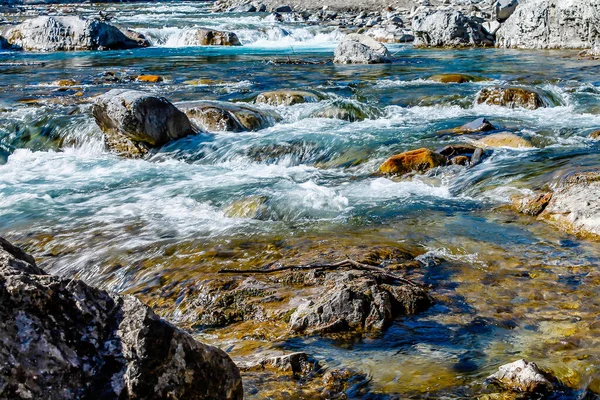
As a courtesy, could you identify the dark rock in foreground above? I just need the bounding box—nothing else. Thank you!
[5,16,143,51]
[0,236,243,400]
[92,89,195,157]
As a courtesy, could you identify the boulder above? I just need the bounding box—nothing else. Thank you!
[412,9,488,47]
[475,132,533,148]
[92,89,195,157]
[179,28,241,46]
[333,33,392,64]
[539,172,600,239]
[0,236,243,400]
[6,16,142,51]
[487,359,553,393]
[379,148,448,176]
[494,0,519,22]
[255,90,321,106]
[590,130,600,139]
[289,270,434,334]
[496,0,600,50]
[476,87,547,109]
[183,101,279,132]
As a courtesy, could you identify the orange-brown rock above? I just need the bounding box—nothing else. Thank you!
[451,155,470,166]
[590,130,600,139]
[379,148,447,176]
[136,75,163,83]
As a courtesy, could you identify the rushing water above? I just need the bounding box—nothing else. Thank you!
[2,2,600,398]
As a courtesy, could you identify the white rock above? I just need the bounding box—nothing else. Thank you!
[496,0,600,50]
[333,33,392,64]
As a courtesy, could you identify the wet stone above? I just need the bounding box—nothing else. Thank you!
[487,359,554,393]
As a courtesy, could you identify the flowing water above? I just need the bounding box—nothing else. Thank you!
[1,2,600,398]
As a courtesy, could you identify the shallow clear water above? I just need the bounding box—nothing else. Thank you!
[1,2,600,398]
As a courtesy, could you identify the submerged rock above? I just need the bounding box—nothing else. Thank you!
[496,0,600,50]
[333,33,392,64]
[412,9,488,48]
[180,28,241,46]
[92,89,195,157]
[476,87,547,109]
[475,132,533,148]
[260,352,317,376]
[539,172,600,239]
[6,16,142,51]
[487,359,553,393]
[379,148,448,176]
[289,270,434,334]
[0,236,243,400]
[184,101,279,132]
[428,73,480,83]
[308,99,381,122]
[255,90,321,106]
[223,196,270,219]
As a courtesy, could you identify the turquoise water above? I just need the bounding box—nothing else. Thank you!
[2,2,600,398]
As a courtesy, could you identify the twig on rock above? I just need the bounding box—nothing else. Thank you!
[218,258,419,287]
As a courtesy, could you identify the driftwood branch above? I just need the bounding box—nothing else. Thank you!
[218,258,419,287]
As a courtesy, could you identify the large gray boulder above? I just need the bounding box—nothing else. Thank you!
[92,89,195,157]
[333,33,392,64]
[412,8,489,47]
[0,236,243,400]
[539,172,600,239]
[496,0,600,50]
[5,16,143,51]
